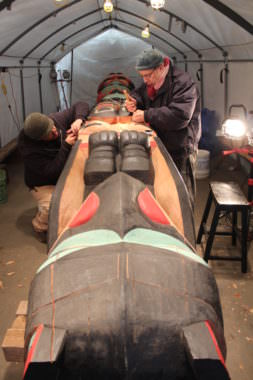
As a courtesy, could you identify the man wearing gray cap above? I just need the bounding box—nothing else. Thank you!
[18,101,89,242]
[125,49,201,207]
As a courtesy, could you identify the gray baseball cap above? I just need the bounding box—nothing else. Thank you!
[135,49,164,71]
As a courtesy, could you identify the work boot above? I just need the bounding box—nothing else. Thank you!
[34,230,47,243]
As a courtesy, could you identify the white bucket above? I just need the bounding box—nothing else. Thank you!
[196,149,210,179]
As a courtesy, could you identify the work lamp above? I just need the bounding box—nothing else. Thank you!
[221,104,248,140]
[222,118,247,139]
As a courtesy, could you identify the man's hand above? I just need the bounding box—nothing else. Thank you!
[132,110,145,123]
[70,118,83,135]
[125,95,137,113]
[65,131,77,146]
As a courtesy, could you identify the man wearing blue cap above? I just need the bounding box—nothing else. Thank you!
[125,49,201,206]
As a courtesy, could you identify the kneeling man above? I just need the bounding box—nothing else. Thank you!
[18,102,89,241]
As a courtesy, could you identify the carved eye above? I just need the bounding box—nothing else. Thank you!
[138,187,170,225]
[69,192,99,228]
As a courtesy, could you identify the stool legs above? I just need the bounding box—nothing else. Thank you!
[204,207,220,263]
[197,183,249,273]
[241,209,248,273]
[197,191,212,244]
[232,210,237,246]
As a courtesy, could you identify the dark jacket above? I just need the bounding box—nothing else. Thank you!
[18,102,89,188]
[132,64,201,161]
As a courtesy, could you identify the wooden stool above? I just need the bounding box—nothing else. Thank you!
[197,181,249,273]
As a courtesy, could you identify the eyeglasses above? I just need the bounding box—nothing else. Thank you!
[139,68,156,79]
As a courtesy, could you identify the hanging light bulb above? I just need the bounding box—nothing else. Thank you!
[150,0,165,9]
[104,0,113,13]
[54,0,69,6]
[141,24,150,39]
[60,43,65,52]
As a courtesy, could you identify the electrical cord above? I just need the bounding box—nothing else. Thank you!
[8,70,21,130]
[0,72,20,131]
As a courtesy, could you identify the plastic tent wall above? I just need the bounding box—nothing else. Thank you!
[56,30,150,110]
[0,0,252,148]
[56,28,253,120]
[0,57,58,147]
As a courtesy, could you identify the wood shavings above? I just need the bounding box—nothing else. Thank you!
[5,260,15,265]
[6,272,15,276]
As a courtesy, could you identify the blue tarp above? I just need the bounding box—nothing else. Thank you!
[199,108,221,154]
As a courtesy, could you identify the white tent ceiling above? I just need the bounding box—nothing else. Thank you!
[0,0,252,62]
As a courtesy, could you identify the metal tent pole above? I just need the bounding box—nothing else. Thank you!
[184,59,188,72]
[200,61,204,109]
[37,61,44,113]
[19,60,26,121]
[196,60,204,110]
[70,49,74,106]
[224,60,229,118]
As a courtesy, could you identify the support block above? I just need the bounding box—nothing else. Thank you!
[1,300,27,362]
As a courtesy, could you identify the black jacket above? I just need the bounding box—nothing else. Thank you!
[18,102,89,188]
[132,64,201,161]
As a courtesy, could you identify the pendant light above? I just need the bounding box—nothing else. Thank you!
[104,0,113,13]
[54,0,69,5]
[150,0,165,10]
[141,24,150,39]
